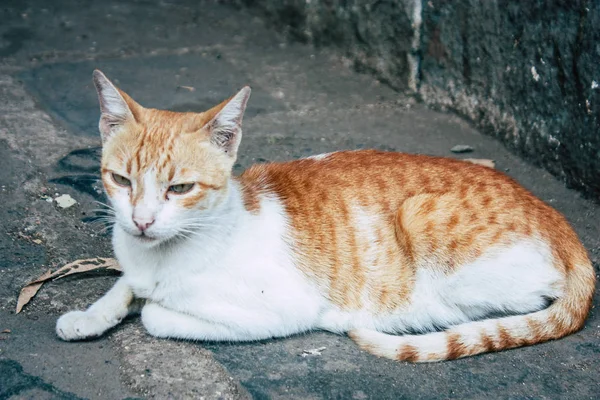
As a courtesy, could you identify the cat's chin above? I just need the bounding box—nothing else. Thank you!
[129,233,163,248]
[116,225,182,249]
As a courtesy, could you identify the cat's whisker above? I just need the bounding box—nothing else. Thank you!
[87,219,114,225]
[181,219,223,226]
[88,212,115,218]
[96,219,115,227]
[86,215,116,226]
[178,227,220,235]
[89,214,115,219]
[86,214,115,221]
[174,231,194,241]
[93,200,115,208]
[184,218,226,224]
[69,177,101,181]
[93,200,111,205]
[180,223,221,230]
[176,228,221,242]
[89,209,116,215]
[178,227,221,234]
[183,217,226,225]
[90,223,115,232]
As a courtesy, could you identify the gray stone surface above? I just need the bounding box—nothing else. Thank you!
[0,314,127,400]
[238,0,420,90]
[1,359,81,400]
[0,0,599,399]
[241,0,600,199]
[419,0,600,199]
[112,322,248,400]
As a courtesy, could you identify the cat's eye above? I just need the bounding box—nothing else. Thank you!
[168,183,194,194]
[111,173,131,187]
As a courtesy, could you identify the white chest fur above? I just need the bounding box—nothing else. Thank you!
[112,195,324,339]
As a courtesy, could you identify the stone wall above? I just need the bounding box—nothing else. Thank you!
[239,0,600,199]
[239,0,422,89]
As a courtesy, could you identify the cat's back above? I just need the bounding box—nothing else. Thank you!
[239,149,533,210]
[236,150,585,311]
[238,149,583,265]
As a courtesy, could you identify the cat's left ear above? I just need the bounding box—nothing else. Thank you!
[93,70,141,142]
[205,86,251,158]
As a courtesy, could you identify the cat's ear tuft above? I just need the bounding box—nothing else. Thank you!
[206,86,251,158]
[93,70,138,142]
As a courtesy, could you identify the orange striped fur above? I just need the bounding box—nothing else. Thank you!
[239,152,592,308]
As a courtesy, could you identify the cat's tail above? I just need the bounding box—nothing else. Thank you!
[348,260,595,362]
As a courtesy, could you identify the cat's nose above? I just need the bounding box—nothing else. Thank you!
[133,217,155,232]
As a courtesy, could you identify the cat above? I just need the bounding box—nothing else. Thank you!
[56,70,595,362]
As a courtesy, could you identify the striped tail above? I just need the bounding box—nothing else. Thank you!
[348,261,596,362]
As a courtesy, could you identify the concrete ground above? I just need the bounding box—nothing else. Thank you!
[0,1,598,399]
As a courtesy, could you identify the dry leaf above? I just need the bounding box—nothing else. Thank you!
[16,258,122,314]
[53,257,121,281]
[464,158,495,169]
[16,269,52,314]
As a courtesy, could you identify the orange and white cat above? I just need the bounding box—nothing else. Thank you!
[56,70,595,362]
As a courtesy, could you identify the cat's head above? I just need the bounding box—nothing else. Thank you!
[93,70,251,247]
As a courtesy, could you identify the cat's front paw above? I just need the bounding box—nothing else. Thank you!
[56,310,109,341]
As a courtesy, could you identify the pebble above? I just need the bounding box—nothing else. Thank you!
[451,145,474,153]
[55,194,77,209]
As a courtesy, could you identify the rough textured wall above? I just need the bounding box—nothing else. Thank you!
[238,0,421,90]
[419,0,599,198]
[239,0,600,199]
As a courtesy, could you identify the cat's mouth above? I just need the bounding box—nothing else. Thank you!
[134,232,158,243]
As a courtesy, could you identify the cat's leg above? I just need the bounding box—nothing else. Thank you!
[141,302,257,341]
[56,278,138,341]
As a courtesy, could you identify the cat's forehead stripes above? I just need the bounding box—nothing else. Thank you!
[129,115,182,173]
[102,112,232,204]
[108,111,199,173]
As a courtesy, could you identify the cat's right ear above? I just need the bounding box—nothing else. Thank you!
[93,70,139,142]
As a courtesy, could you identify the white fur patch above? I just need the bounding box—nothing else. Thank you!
[395,239,562,332]
[306,152,333,161]
[113,183,324,340]
[318,239,562,336]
